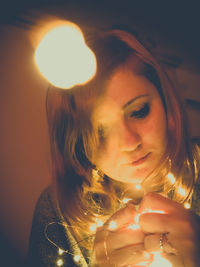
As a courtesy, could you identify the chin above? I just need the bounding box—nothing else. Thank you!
[119,167,153,184]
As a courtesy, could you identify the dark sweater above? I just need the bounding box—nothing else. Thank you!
[27,182,200,267]
[27,186,89,267]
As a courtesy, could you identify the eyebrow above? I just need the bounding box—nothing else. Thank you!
[122,94,149,110]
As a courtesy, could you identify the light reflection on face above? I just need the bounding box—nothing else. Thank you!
[91,63,167,185]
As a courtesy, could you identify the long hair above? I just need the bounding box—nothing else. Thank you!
[46,27,200,250]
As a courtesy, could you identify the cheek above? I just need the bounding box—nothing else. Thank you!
[92,136,117,166]
[142,104,167,146]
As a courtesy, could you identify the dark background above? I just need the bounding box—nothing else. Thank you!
[1,1,200,67]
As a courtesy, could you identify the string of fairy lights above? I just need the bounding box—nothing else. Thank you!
[43,171,191,267]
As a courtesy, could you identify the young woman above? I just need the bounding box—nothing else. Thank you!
[28,26,200,267]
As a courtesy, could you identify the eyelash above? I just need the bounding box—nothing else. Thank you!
[130,103,150,119]
[97,103,150,137]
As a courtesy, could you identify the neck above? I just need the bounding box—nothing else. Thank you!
[112,179,145,204]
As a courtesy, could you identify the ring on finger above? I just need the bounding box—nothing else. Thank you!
[159,233,165,253]
[159,233,178,255]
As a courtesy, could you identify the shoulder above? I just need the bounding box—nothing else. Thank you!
[27,186,89,266]
[27,186,73,266]
[29,184,69,249]
[32,185,59,223]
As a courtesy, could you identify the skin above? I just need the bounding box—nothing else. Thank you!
[91,62,200,266]
[92,63,167,185]
[138,193,200,267]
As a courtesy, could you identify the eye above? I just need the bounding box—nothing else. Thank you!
[130,103,150,119]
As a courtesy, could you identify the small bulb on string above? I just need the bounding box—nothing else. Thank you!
[89,224,97,232]
[56,259,64,266]
[167,172,176,184]
[95,218,103,227]
[73,255,81,262]
[184,202,191,209]
[122,198,132,204]
[178,187,187,197]
[58,248,64,255]
[89,217,104,232]
[108,220,117,230]
[92,169,99,180]
[135,184,142,190]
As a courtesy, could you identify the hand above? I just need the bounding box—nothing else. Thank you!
[138,192,200,267]
[92,203,151,266]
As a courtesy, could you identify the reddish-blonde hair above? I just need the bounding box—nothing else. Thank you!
[46,27,200,250]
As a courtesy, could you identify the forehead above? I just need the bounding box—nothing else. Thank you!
[92,66,159,122]
[103,65,157,107]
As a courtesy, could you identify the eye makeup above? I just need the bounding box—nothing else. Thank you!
[130,102,150,119]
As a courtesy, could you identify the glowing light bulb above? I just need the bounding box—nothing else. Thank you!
[92,169,99,179]
[135,184,142,190]
[89,224,97,232]
[108,220,117,230]
[56,259,64,266]
[73,255,81,262]
[149,254,172,267]
[122,198,132,204]
[58,248,64,255]
[35,22,96,89]
[127,223,140,230]
[178,187,186,197]
[96,219,103,227]
[167,172,176,184]
[184,202,191,209]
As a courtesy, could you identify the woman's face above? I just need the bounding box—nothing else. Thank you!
[91,63,167,185]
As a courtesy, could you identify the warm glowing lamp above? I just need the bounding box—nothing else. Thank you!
[35,22,96,89]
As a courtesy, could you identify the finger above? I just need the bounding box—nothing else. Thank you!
[144,234,162,253]
[106,228,145,250]
[139,212,195,238]
[163,254,185,267]
[94,227,145,263]
[139,213,171,233]
[94,203,139,254]
[138,192,182,214]
[109,244,151,266]
[144,233,178,254]
[104,203,138,230]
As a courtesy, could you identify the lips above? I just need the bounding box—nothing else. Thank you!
[130,152,151,166]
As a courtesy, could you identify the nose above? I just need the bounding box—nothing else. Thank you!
[119,121,141,152]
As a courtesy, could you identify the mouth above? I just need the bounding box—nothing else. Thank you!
[130,152,151,166]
